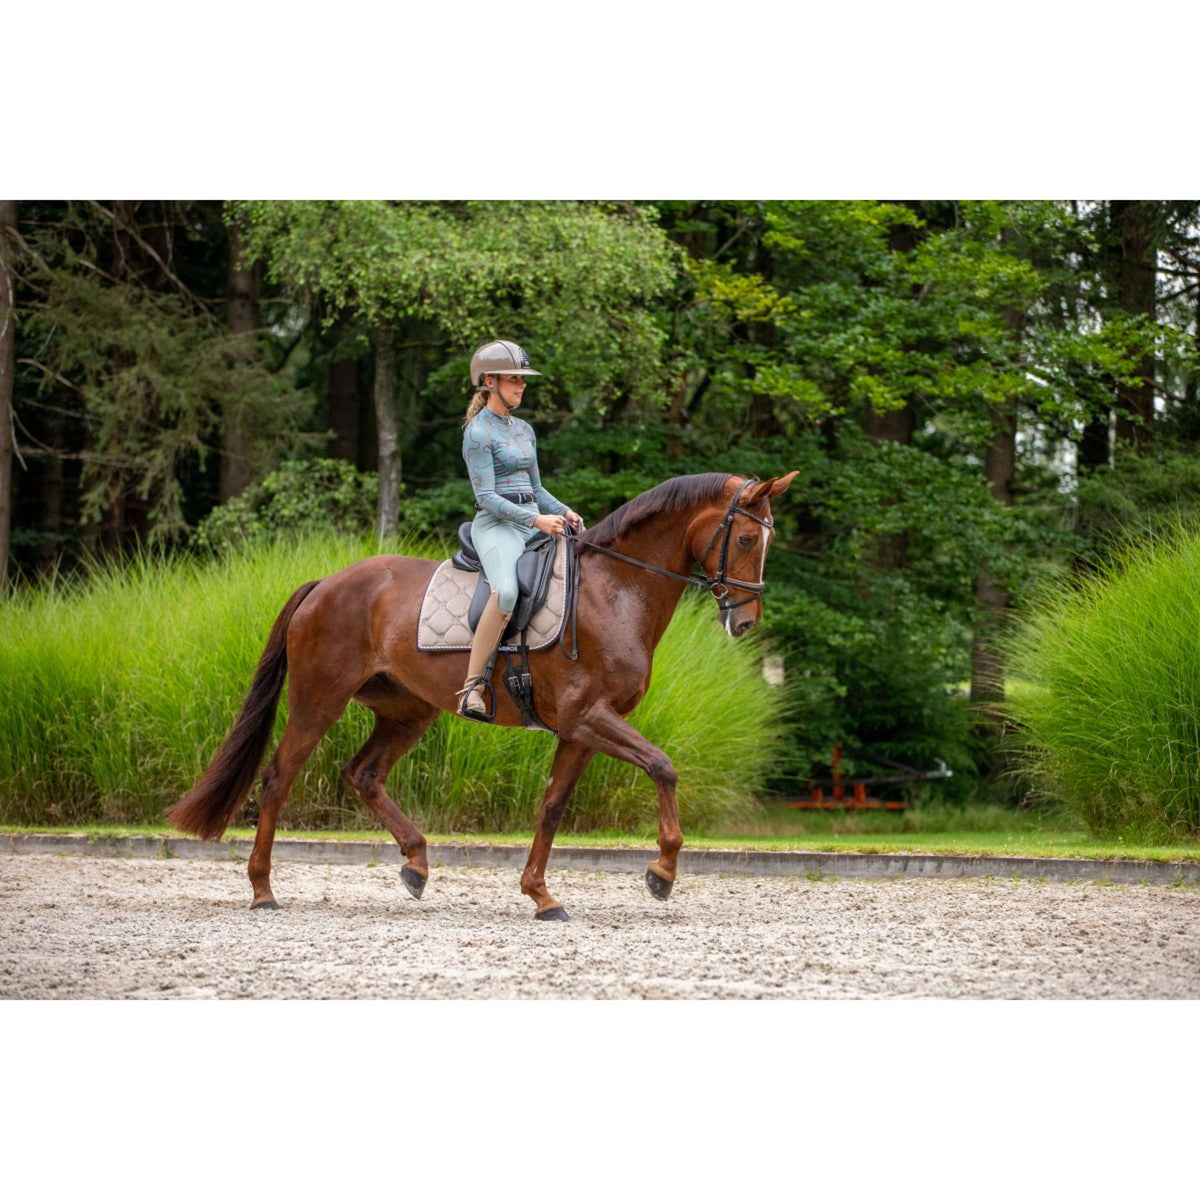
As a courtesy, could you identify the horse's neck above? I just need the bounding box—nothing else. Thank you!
[593,509,695,646]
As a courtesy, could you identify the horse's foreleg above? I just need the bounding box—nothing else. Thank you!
[520,739,596,920]
[568,705,682,901]
[341,708,438,899]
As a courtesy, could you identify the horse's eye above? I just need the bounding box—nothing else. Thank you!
[738,534,754,548]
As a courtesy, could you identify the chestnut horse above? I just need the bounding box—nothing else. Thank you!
[165,470,796,919]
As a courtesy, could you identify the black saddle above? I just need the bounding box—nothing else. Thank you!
[451,522,558,642]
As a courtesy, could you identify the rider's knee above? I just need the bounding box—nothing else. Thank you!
[495,583,518,613]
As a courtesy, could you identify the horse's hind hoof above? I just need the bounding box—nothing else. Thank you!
[535,906,570,921]
[645,869,674,901]
[251,899,280,911]
[400,866,427,900]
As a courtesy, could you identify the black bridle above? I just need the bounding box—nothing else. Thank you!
[567,475,774,606]
[693,476,776,612]
[558,478,774,661]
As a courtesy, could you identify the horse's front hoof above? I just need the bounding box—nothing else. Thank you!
[250,899,280,911]
[645,869,674,901]
[535,905,570,922]
[400,866,427,900]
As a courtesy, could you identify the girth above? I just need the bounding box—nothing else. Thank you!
[451,522,558,642]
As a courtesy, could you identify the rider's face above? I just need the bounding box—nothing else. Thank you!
[490,374,526,408]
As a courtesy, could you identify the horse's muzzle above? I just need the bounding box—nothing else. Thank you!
[730,614,758,638]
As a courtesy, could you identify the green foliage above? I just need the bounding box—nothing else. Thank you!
[11,197,1200,817]
[1074,448,1200,556]
[671,201,1043,434]
[15,203,314,544]
[393,480,477,538]
[193,458,378,550]
[0,533,779,833]
[229,200,680,414]
[1006,525,1200,841]
[760,572,977,796]
[735,425,1019,790]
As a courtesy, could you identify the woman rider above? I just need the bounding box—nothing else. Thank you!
[457,339,584,719]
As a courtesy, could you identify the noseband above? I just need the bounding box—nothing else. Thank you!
[568,477,774,614]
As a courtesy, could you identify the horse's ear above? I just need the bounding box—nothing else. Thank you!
[742,471,798,506]
[740,478,773,506]
[768,470,798,497]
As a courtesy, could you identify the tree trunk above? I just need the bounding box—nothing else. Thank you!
[1111,200,1158,452]
[35,409,64,576]
[221,225,259,501]
[864,404,916,446]
[88,201,140,556]
[0,201,16,588]
[747,227,780,440]
[112,200,137,286]
[1078,413,1110,475]
[1186,261,1200,424]
[971,236,1024,729]
[862,209,923,569]
[329,356,359,465]
[374,325,399,540]
[864,404,916,569]
[971,397,1017,715]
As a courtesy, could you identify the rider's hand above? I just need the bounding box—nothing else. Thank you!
[535,513,568,536]
[565,509,585,533]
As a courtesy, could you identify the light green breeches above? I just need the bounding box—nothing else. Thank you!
[471,503,539,613]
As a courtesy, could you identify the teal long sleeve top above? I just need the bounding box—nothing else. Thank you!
[462,406,569,527]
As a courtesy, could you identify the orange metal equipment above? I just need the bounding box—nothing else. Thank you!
[781,744,951,812]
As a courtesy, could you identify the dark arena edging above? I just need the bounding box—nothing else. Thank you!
[6,834,1199,887]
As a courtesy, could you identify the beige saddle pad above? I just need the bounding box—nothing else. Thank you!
[417,537,569,653]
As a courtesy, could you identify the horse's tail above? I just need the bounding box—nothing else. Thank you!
[164,580,321,842]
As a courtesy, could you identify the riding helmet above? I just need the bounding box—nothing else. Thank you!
[470,340,542,388]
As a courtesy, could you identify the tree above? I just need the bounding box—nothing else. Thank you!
[10,202,313,552]
[9,195,1200,810]
[230,201,680,535]
[222,224,261,501]
[373,324,399,539]
[0,202,15,588]
[1110,200,1159,451]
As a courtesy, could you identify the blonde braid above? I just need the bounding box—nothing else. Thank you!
[462,387,490,429]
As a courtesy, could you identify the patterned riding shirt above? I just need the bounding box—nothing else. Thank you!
[462,406,569,527]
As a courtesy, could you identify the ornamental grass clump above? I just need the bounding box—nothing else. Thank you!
[1006,525,1200,842]
[0,533,779,833]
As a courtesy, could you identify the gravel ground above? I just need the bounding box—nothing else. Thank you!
[3,854,1200,999]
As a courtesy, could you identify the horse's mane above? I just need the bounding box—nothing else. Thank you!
[582,473,732,548]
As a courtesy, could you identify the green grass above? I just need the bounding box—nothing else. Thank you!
[1007,524,1200,842]
[0,532,782,832]
[6,804,1199,862]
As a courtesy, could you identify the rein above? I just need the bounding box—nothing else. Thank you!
[560,477,774,659]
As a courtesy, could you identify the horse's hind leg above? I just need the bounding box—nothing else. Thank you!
[340,704,439,899]
[248,705,341,910]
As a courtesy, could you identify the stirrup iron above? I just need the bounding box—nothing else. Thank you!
[456,675,496,723]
